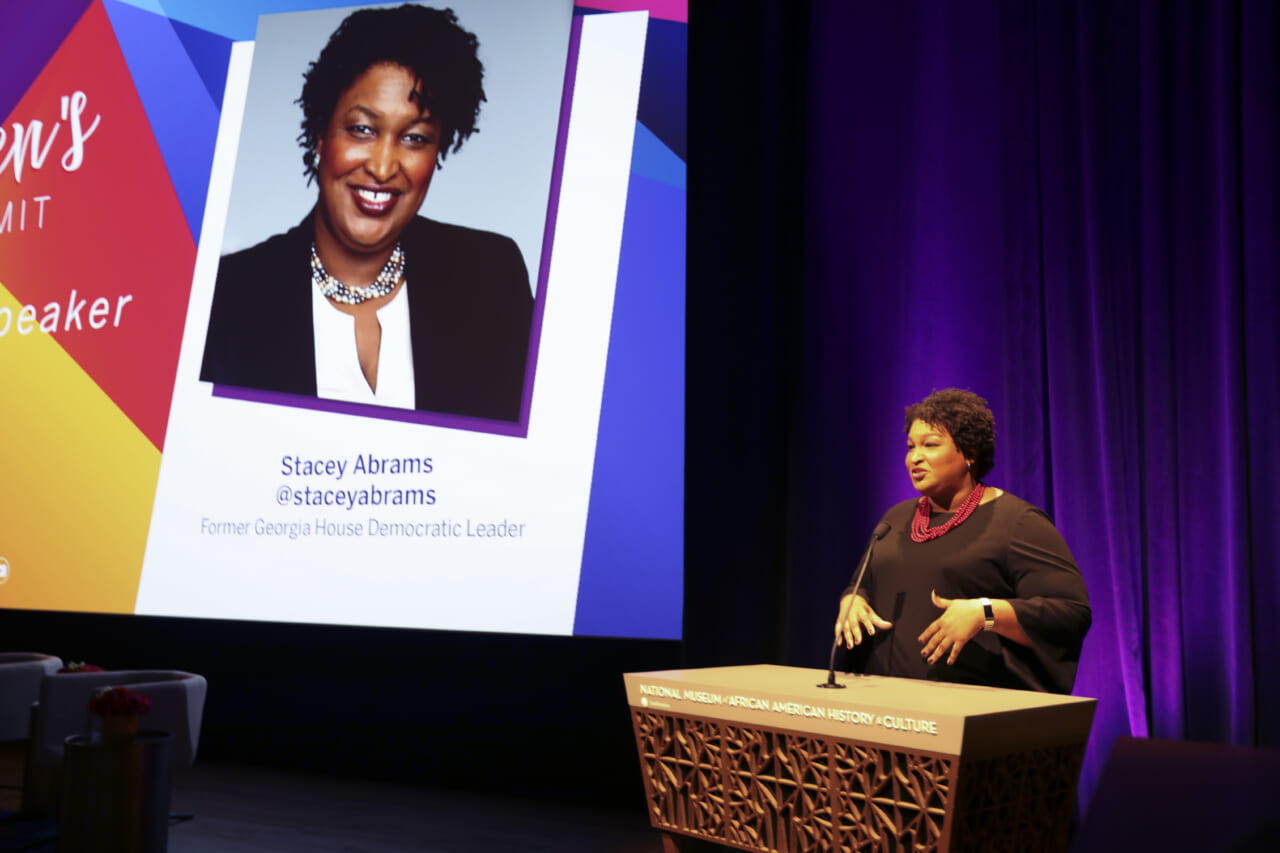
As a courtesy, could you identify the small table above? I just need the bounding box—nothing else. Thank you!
[58,730,173,853]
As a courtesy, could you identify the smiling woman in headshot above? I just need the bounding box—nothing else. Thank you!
[201,4,532,422]
[833,388,1092,693]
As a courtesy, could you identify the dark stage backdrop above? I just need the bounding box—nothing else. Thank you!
[687,0,1280,814]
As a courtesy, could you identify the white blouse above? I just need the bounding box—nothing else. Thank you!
[311,280,416,409]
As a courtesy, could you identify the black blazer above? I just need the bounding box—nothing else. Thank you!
[200,214,533,422]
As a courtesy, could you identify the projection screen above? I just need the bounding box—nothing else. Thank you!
[0,0,685,640]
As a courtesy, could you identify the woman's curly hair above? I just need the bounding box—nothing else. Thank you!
[904,388,996,481]
[296,4,485,182]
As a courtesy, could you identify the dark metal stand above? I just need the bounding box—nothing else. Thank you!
[58,731,173,853]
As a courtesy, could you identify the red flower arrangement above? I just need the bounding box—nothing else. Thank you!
[88,686,152,718]
[57,661,105,673]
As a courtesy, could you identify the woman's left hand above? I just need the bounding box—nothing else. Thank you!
[919,590,984,665]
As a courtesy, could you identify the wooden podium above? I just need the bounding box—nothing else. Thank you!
[623,665,1095,853]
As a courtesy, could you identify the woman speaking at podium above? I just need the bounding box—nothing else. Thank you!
[833,389,1091,693]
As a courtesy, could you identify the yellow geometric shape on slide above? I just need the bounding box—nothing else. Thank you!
[0,280,159,614]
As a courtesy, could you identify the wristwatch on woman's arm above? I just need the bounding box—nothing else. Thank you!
[979,597,995,631]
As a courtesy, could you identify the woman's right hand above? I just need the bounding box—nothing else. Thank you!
[834,593,893,648]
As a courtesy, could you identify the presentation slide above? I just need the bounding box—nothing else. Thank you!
[0,0,685,640]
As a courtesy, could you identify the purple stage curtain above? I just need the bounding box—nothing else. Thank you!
[796,0,1279,808]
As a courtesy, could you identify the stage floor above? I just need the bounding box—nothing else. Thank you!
[1,741,667,852]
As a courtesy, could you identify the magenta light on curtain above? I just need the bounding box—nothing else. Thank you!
[799,0,1280,812]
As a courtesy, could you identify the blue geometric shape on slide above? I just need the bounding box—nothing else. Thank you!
[170,16,233,110]
[632,121,685,191]
[637,16,686,162]
[118,0,356,42]
[574,172,686,640]
[104,0,222,241]
[0,0,93,123]
[114,0,164,13]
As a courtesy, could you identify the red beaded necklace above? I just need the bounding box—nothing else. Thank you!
[910,483,985,543]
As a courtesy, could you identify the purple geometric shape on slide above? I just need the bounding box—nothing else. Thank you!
[573,170,685,639]
[636,17,686,162]
[0,0,93,122]
[102,0,224,241]
[210,383,529,438]
[169,16,234,111]
[521,13,583,439]
[576,9,686,163]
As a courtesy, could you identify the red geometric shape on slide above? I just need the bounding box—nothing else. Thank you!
[0,0,196,451]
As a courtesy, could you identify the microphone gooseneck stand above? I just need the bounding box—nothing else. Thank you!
[818,521,891,689]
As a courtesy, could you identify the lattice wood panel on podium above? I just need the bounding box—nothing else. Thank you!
[623,665,1095,853]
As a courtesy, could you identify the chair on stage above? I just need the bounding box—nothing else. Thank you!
[0,654,63,743]
[0,653,61,851]
[21,669,207,818]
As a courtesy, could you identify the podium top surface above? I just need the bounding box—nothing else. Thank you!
[624,664,1096,757]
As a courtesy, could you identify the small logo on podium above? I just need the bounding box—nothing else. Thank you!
[0,557,9,584]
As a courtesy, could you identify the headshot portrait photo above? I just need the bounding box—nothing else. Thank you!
[200,0,572,425]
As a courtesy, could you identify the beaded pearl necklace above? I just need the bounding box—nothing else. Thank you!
[311,243,405,305]
[910,483,985,543]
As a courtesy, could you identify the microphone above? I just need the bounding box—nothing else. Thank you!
[818,521,891,689]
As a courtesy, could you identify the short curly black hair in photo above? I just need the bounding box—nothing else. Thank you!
[904,388,997,481]
[296,4,486,182]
